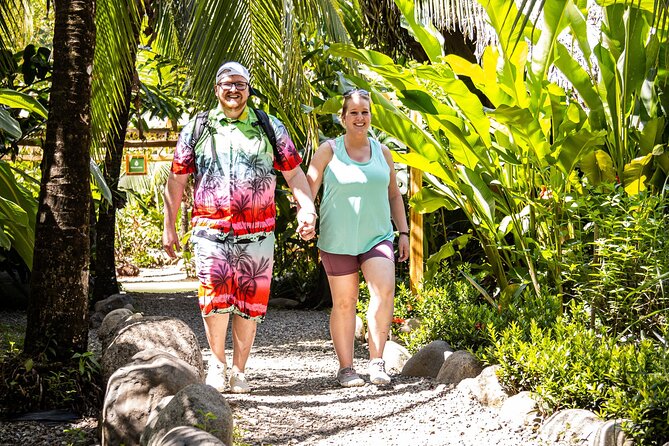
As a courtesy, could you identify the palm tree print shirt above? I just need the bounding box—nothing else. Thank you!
[171,106,302,235]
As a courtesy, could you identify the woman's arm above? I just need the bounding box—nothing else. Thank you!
[382,145,409,262]
[306,140,334,203]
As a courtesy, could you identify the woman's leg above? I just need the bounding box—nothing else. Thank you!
[327,272,360,369]
[361,256,396,359]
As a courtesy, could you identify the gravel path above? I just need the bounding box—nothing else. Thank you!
[0,290,542,446]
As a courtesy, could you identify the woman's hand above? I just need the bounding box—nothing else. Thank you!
[297,208,317,241]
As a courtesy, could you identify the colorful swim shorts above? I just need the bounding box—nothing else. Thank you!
[192,229,275,321]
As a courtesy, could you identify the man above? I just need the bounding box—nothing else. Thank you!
[163,61,316,393]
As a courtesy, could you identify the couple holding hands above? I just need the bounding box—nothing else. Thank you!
[162,61,409,393]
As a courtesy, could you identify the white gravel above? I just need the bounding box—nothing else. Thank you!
[0,291,543,446]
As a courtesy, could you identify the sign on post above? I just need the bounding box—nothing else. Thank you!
[125,154,147,175]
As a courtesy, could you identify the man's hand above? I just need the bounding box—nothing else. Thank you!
[296,208,317,241]
[162,227,181,259]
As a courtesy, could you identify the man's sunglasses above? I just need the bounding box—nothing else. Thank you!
[218,81,249,91]
[343,88,370,98]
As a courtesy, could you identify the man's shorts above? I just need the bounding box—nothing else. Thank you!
[192,229,275,321]
[319,240,394,276]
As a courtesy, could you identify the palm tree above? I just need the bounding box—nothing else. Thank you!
[23,0,96,358]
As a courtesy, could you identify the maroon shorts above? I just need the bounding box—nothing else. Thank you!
[320,240,394,276]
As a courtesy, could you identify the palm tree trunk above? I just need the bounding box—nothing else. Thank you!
[24,0,96,359]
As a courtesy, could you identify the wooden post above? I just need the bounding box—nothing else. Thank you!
[409,166,424,295]
[408,111,424,295]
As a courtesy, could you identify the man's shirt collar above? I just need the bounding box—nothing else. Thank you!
[212,104,250,124]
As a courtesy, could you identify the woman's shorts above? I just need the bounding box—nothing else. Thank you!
[192,230,275,321]
[320,239,394,276]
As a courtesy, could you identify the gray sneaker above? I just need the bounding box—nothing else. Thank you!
[336,367,365,387]
[229,370,251,394]
[368,358,391,385]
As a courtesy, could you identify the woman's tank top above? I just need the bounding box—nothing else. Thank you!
[317,135,393,255]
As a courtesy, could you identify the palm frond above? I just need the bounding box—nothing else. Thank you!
[158,0,352,155]
[90,0,143,160]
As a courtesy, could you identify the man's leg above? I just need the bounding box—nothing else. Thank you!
[230,314,257,373]
[203,312,230,365]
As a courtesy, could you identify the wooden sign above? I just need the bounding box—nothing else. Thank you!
[125,154,147,175]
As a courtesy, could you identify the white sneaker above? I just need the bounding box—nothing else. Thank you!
[205,359,227,392]
[229,370,251,394]
[368,358,391,385]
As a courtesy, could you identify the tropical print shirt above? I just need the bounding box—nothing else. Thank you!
[171,105,302,235]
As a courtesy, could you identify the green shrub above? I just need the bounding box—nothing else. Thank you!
[116,197,171,268]
[562,191,669,337]
[0,347,102,418]
[486,313,669,445]
[355,267,561,355]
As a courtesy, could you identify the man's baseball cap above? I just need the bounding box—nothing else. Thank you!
[216,61,250,84]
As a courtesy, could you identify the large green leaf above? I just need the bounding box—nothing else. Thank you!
[444,52,508,107]
[530,0,572,87]
[555,129,607,175]
[457,165,496,229]
[580,149,617,185]
[623,153,653,194]
[490,105,551,166]
[0,108,21,139]
[89,159,112,205]
[425,234,472,281]
[554,43,606,129]
[371,102,444,159]
[479,0,535,59]
[409,186,459,213]
[0,161,36,268]
[0,88,48,118]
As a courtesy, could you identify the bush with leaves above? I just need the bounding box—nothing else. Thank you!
[0,347,103,418]
[561,191,669,337]
[485,304,668,446]
[357,266,561,355]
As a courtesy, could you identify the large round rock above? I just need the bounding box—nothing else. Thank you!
[101,316,204,384]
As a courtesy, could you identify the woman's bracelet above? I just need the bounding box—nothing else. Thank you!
[399,231,409,237]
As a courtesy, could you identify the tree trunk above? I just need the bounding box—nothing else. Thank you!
[24,0,96,359]
[92,59,137,303]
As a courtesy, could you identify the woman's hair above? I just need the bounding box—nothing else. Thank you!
[341,89,371,116]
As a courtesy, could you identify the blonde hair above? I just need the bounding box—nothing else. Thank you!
[341,89,371,116]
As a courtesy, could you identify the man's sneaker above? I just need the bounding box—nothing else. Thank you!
[229,370,251,394]
[336,367,365,387]
[368,358,391,385]
[205,359,227,392]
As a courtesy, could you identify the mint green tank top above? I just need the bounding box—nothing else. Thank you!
[317,136,394,255]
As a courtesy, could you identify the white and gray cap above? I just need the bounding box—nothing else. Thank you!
[216,61,250,84]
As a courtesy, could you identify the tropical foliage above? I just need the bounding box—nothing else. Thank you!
[324,0,668,309]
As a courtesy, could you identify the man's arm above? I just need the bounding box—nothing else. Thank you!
[282,166,317,240]
[162,172,189,258]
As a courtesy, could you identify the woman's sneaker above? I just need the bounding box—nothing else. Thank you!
[229,370,251,394]
[368,358,391,385]
[205,359,227,392]
[337,367,365,387]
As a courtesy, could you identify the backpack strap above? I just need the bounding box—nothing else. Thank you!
[252,108,279,159]
[189,110,210,149]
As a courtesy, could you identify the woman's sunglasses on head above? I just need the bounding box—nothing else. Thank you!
[343,89,370,98]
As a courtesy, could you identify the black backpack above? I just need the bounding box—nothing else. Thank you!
[188,108,279,158]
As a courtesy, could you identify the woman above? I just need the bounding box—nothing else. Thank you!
[307,89,410,387]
